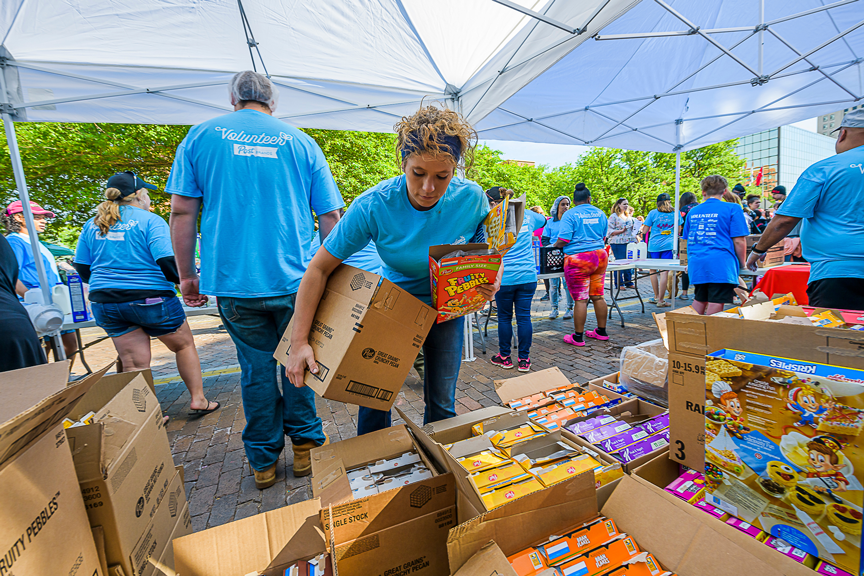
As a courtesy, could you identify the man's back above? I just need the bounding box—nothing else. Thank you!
[167,109,343,297]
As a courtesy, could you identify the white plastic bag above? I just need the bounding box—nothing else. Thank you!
[619,339,668,406]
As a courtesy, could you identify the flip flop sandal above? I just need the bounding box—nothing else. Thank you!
[188,400,221,417]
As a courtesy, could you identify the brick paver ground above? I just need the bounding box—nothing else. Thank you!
[73,278,668,531]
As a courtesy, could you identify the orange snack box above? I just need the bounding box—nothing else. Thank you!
[557,536,641,576]
[508,392,553,411]
[508,547,549,576]
[429,245,501,323]
[528,402,566,420]
[533,407,578,431]
[541,518,621,565]
[480,475,544,510]
[606,554,675,576]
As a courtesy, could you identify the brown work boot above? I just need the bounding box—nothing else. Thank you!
[253,464,277,490]
[293,434,329,477]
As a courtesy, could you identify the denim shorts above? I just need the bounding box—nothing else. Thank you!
[91,296,186,338]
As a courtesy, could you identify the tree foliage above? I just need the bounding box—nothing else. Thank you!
[0,119,750,246]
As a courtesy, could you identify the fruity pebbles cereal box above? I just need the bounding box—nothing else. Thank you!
[429,244,502,323]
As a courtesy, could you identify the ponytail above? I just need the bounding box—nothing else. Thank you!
[95,187,125,236]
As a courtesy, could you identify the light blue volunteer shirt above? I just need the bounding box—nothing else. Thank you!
[6,233,61,290]
[310,235,384,275]
[643,209,677,252]
[541,217,564,243]
[777,146,864,282]
[322,174,489,305]
[557,204,608,255]
[682,198,750,285]
[75,206,176,293]
[502,211,547,286]
[165,109,344,297]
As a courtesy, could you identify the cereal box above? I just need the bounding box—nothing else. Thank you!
[557,535,641,576]
[429,244,502,323]
[480,475,543,510]
[484,193,525,256]
[664,469,705,504]
[508,547,548,576]
[763,536,817,567]
[541,518,621,565]
[815,560,854,575]
[703,349,864,575]
[605,554,674,576]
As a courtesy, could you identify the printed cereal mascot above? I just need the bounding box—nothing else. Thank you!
[787,385,834,428]
[805,436,849,494]
[712,381,749,439]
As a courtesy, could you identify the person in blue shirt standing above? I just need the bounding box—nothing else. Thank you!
[541,196,574,319]
[640,193,678,307]
[684,175,749,315]
[748,109,864,310]
[487,187,546,372]
[75,172,218,416]
[553,184,609,347]
[167,71,344,489]
[286,104,498,435]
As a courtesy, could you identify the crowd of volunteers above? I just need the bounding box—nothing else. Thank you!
[2,71,863,491]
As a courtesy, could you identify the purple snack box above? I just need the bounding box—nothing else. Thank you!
[611,430,669,463]
[582,420,632,444]
[567,414,617,436]
[636,413,669,435]
[598,427,651,453]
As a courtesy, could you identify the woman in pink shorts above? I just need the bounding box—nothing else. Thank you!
[553,184,610,346]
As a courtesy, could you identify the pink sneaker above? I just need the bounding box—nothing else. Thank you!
[563,334,585,347]
[586,329,609,341]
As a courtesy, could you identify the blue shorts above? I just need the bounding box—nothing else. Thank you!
[91,297,186,338]
[649,250,674,259]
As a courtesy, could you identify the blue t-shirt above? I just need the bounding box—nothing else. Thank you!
[322,174,489,304]
[777,146,864,282]
[310,235,384,275]
[6,233,61,290]
[643,209,678,252]
[557,204,608,255]
[682,198,750,285]
[502,211,547,286]
[75,206,176,293]
[541,217,564,243]
[165,109,344,297]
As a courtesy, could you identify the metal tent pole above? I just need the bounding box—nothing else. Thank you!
[671,119,683,309]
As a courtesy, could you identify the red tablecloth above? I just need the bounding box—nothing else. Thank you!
[752,265,811,305]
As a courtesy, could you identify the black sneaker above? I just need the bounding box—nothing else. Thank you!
[490,354,513,369]
[539,294,550,301]
[517,358,531,372]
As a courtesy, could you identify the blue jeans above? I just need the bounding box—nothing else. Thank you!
[357,316,464,435]
[495,282,535,359]
[91,296,185,338]
[610,244,632,287]
[218,294,325,471]
[550,277,573,311]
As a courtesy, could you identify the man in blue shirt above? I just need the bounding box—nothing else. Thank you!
[553,183,609,347]
[747,109,864,309]
[167,71,344,489]
[684,175,749,315]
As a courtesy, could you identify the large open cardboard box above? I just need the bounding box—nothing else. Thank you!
[66,370,182,576]
[275,263,436,410]
[173,498,327,576]
[0,361,106,576]
[448,463,819,576]
[664,306,864,470]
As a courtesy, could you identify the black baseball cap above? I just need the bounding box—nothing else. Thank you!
[656,193,671,203]
[732,183,746,196]
[771,185,787,195]
[106,171,157,197]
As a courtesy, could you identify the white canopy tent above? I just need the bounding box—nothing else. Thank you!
[1,0,862,351]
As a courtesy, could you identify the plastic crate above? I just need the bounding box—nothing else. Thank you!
[539,246,564,274]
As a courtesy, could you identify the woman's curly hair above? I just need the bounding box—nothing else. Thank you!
[394,103,477,171]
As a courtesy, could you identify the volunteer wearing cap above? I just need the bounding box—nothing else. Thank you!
[732,183,747,200]
[553,183,610,346]
[74,172,218,416]
[168,71,343,489]
[2,199,79,360]
[747,109,864,309]
[287,104,498,435]
[487,186,545,372]
[770,185,787,210]
[640,193,678,307]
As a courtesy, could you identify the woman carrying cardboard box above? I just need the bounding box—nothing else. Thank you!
[287,104,499,434]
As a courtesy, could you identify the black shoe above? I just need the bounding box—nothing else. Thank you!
[539,294,550,301]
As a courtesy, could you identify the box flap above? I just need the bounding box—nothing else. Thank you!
[396,407,452,474]
[311,458,354,506]
[447,435,496,460]
[368,279,436,335]
[66,420,105,482]
[652,312,669,349]
[311,425,416,474]
[493,367,572,404]
[322,263,382,303]
[69,370,148,420]
[452,541,517,576]
[173,498,325,576]
[446,471,597,574]
[0,362,110,467]
[420,406,512,444]
[429,243,491,261]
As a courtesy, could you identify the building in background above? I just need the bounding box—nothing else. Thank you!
[817,105,863,138]
[735,126,836,198]
[502,159,536,167]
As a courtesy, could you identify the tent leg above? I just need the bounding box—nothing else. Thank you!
[672,147,681,310]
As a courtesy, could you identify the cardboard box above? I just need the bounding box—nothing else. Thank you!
[310,424,439,506]
[665,307,864,470]
[275,263,436,410]
[453,541,517,576]
[429,243,502,323]
[678,238,687,267]
[66,371,181,576]
[701,349,864,575]
[746,235,785,268]
[0,361,106,576]
[321,472,457,576]
[449,458,823,576]
[173,498,327,576]
[148,501,192,576]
